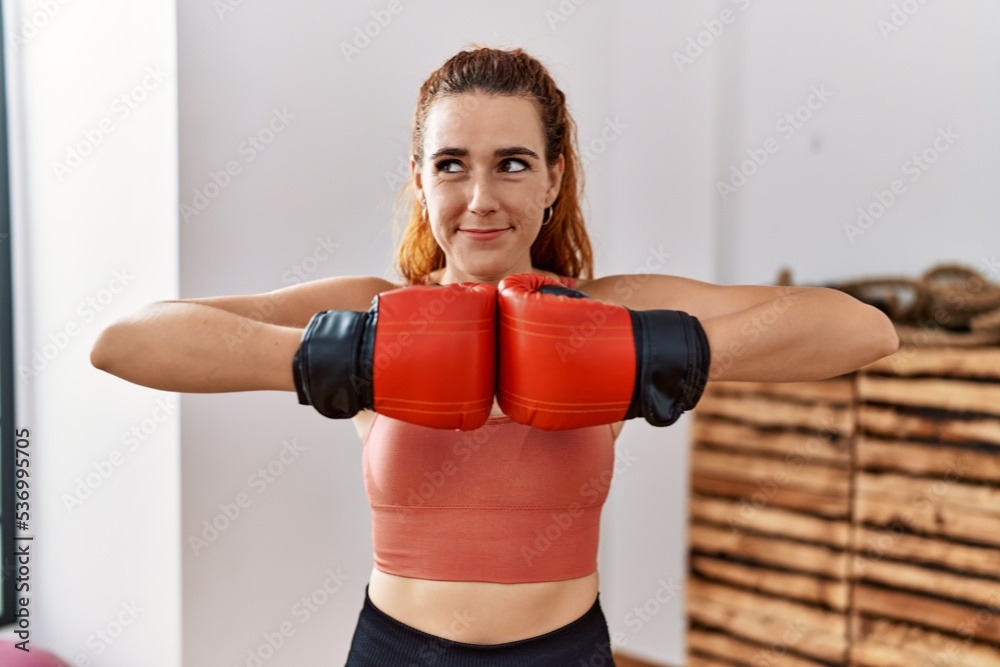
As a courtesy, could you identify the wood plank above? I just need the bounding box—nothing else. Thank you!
[851,614,1000,667]
[857,375,1000,416]
[691,448,850,495]
[687,579,847,662]
[691,475,849,519]
[859,404,1000,447]
[690,554,849,610]
[686,654,737,667]
[689,523,847,579]
[852,527,1000,579]
[857,435,1000,483]
[692,418,850,463]
[703,378,855,404]
[856,490,1000,548]
[858,471,1000,519]
[693,393,854,434]
[688,495,849,547]
[862,346,1000,379]
[688,627,826,667]
[854,583,1000,644]
[853,558,1000,610]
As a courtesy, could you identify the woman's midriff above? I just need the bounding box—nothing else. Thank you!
[367,566,601,644]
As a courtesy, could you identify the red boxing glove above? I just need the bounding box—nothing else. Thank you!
[497,273,710,430]
[293,282,496,430]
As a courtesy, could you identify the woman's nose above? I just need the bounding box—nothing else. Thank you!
[466,174,500,216]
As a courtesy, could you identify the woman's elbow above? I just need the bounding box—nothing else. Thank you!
[91,322,132,375]
[90,325,117,373]
[869,306,900,360]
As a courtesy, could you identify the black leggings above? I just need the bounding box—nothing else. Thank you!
[344,584,617,666]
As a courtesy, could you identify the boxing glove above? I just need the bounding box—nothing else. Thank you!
[497,273,710,430]
[293,282,497,430]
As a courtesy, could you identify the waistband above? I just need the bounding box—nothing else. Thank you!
[346,584,617,666]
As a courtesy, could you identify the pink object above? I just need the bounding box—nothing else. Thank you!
[362,410,616,583]
[0,640,70,666]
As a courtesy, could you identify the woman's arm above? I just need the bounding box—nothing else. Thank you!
[90,275,396,392]
[583,274,899,383]
[699,286,899,382]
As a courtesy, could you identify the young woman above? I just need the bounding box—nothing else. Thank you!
[91,47,898,665]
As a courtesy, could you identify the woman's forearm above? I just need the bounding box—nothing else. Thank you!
[91,301,303,392]
[700,287,899,383]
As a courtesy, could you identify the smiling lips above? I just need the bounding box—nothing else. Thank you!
[460,227,511,241]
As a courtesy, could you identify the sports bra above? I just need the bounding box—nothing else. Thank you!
[362,412,616,583]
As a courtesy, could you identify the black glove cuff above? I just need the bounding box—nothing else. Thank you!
[627,309,711,427]
[292,309,375,418]
[538,283,590,298]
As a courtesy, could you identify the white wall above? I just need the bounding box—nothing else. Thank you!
[715,0,1000,286]
[1,1,179,666]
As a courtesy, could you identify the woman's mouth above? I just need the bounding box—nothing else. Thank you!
[459,227,511,241]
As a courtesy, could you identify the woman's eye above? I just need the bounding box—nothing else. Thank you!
[434,159,529,174]
[501,158,529,173]
[435,160,462,173]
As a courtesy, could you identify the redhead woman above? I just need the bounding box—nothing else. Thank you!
[91,47,898,666]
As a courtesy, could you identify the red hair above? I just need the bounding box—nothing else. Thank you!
[393,46,594,285]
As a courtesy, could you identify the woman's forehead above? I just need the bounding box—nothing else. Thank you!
[424,95,545,153]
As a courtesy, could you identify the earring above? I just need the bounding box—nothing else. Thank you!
[420,198,428,223]
[541,206,553,226]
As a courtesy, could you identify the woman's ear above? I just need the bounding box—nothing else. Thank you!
[547,154,565,204]
[411,155,423,202]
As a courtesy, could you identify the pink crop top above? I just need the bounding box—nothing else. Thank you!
[362,411,616,583]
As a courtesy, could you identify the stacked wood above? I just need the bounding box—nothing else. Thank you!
[685,346,1000,666]
[686,378,856,666]
[850,347,1000,667]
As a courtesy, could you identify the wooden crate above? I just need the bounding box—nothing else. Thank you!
[686,346,1000,666]
[850,348,1000,667]
[686,378,855,666]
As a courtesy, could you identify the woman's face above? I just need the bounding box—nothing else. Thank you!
[411,92,564,284]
